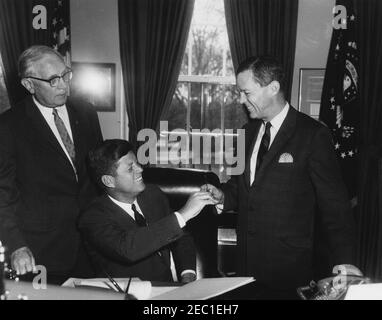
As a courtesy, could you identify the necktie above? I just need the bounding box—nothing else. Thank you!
[255,121,272,173]
[132,204,162,257]
[52,108,76,164]
[132,204,147,227]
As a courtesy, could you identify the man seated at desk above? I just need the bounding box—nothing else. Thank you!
[79,139,217,283]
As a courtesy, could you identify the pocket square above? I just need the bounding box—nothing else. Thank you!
[278,153,293,163]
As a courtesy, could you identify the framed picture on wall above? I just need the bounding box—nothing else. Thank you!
[70,62,116,112]
[298,68,325,120]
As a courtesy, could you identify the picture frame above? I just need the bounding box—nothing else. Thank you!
[298,68,325,120]
[70,62,116,112]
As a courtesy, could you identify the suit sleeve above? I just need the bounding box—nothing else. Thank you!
[221,175,239,211]
[308,125,356,265]
[155,188,196,277]
[221,122,250,212]
[79,202,186,264]
[0,119,27,254]
[167,211,196,276]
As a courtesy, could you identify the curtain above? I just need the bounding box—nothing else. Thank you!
[224,0,298,101]
[118,0,194,148]
[0,0,69,107]
[0,0,35,106]
[354,0,382,280]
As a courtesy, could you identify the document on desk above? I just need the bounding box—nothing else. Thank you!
[151,277,255,300]
[345,283,382,300]
[62,277,152,300]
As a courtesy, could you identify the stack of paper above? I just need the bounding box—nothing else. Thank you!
[345,283,382,300]
[63,277,152,300]
[63,277,255,300]
[151,277,255,300]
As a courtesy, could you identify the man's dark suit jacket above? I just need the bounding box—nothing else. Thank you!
[222,106,356,292]
[78,184,196,282]
[0,96,103,276]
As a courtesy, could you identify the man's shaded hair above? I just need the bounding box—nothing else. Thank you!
[18,45,65,78]
[89,139,134,189]
[236,56,286,96]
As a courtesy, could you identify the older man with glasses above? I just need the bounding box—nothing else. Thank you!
[0,45,103,284]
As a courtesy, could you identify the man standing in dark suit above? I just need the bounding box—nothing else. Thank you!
[202,56,361,299]
[0,45,103,284]
[79,139,216,283]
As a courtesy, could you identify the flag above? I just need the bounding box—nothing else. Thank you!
[319,0,359,199]
[50,0,71,66]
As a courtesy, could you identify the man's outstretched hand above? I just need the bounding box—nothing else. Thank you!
[178,191,218,223]
[200,184,224,204]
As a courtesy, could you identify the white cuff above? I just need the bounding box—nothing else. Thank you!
[215,203,224,214]
[181,269,196,277]
[174,211,186,228]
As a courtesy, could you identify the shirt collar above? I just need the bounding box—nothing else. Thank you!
[268,102,289,131]
[108,195,140,213]
[33,96,66,117]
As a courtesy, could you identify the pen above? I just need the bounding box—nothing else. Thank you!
[93,259,124,293]
[124,276,137,300]
[125,276,132,294]
[104,270,124,293]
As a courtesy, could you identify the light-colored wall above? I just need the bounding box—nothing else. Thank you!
[70,0,126,140]
[291,0,336,108]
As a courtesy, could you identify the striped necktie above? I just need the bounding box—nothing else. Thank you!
[52,108,76,164]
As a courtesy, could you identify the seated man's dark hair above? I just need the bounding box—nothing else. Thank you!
[236,55,286,96]
[89,139,134,189]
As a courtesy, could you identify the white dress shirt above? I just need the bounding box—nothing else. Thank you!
[33,96,76,171]
[249,103,290,185]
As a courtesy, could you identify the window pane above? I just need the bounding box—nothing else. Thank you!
[204,83,223,130]
[190,0,230,76]
[190,82,201,129]
[226,50,234,77]
[224,86,248,130]
[191,28,224,76]
[166,83,188,131]
[180,42,189,75]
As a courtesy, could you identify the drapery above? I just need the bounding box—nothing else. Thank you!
[224,0,298,100]
[0,0,36,106]
[118,0,194,148]
[0,0,70,107]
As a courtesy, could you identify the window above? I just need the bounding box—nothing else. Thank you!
[0,54,11,114]
[160,0,247,182]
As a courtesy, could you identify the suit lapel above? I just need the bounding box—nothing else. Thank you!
[137,196,150,223]
[137,193,171,267]
[25,97,72,165]
[104,195,137,225]
[252,106,297,185]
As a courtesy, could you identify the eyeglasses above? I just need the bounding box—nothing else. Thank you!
[27,69,73,87]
